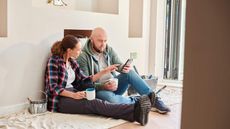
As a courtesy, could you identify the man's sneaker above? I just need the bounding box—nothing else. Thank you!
[151,97,171,114]
[134,95,151,126]
[148,92,170,114]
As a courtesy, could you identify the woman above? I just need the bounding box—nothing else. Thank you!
[44,35,151,126]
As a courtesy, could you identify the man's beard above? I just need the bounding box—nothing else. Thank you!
[92,43,103,53]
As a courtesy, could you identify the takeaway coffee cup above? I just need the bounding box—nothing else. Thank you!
[110,78,118,88]
[105,78,119,88]
[86,88,96,100]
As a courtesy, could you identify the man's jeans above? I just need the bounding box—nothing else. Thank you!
[96,70,153,104]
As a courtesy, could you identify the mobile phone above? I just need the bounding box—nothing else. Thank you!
[121,59,133,70]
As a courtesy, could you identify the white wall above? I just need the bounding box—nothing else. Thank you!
[181,0,230,129]
[0,0,152,114]
[153,0,166,79]
[148,0,158,74]
[33,0,118,14]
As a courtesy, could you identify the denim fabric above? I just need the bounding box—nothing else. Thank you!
[96,70,153,104]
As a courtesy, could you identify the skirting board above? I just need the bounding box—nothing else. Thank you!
[0,102,29,116]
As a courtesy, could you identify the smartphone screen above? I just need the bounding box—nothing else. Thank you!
[124,59,133,66]
[121,59,133,70]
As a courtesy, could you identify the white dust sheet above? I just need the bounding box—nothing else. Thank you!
[0,111,126,129]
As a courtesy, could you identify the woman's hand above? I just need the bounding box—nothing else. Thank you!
[60,90,86,100]
[72,91,86,100]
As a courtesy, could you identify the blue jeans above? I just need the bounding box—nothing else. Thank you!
[96,70,153,104]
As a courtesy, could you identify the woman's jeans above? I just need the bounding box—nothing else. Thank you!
[96,70,153,104]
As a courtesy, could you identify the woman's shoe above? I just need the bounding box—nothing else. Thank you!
[134,95,151,126]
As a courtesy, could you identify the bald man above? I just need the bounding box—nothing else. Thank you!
[77,27,170,114]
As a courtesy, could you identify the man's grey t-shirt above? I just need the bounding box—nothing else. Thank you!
[94,53,113,83]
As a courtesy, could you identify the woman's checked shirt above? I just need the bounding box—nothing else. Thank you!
[45,55,93,112]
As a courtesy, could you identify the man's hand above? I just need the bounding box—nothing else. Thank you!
[92,64,120,82]
[103,80,118,91]
[122,65,131,73]
[104,64,120,73]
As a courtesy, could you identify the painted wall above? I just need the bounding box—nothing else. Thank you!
[0,0,152,114]
[148,0,157,74]
[0,0,7,37]
[128,0,143,37]
[181,0,230,129]
[33,0,118,14]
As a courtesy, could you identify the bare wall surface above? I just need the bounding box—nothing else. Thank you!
[181,0,230,129]
[0,0,153,114]
[0,0,7,37]
[148,0,157,74]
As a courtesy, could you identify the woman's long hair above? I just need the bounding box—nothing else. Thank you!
[51,35,80,56]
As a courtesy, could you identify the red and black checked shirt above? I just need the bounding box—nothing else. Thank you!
[45,55,93,112]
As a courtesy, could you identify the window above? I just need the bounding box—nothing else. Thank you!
[163,0,186,81]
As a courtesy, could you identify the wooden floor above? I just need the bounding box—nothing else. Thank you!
[111,100,182,129]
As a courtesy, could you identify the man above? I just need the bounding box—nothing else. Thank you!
[77,27,170,114]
